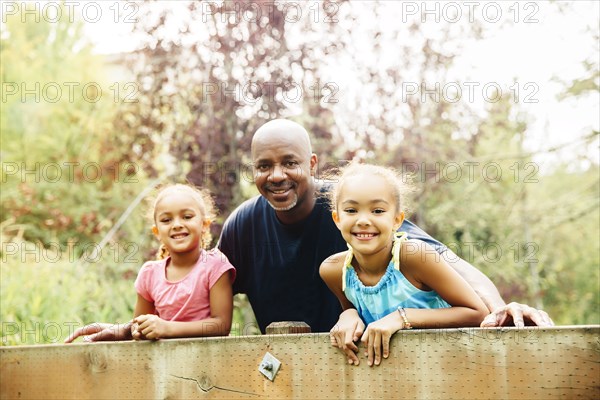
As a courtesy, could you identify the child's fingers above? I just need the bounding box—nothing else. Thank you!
[344,341,359,353]
[133,314,150,324]
[330,332,343,349]
[331,331,358,353]
[372,331,382,366]
[366,333,374,366]
[141,324,152,336]
[131,322,141,340]
[353,324,364,342]
[360,327,369,347]
[344,329,359,352]
[331,327,360,365]
[342,327,360,365]
[136,314,156,332]
[344,347,359,365]
[360,329,375,366]
[382,333,391,359]
[329,334,337,347]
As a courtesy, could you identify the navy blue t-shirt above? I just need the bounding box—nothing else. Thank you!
[218,187,447,333]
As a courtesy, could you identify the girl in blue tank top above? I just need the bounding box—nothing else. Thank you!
[319,163,488,367]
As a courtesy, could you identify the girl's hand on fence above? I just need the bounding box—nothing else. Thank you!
[361,312,404,367]
[330,309,365,366]
[131,321,145,340]
[133,314,169,340]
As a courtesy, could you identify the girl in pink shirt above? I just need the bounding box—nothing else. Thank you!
[130,183,236,339]
[65,184,235,342]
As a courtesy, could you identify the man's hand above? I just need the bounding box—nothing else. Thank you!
[481,302,554,328]
[64,322,132,343]
[330,309,365,366]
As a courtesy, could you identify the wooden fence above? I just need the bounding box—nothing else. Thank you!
[1,326,598,399]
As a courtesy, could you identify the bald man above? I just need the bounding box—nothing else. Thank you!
[218,119,553,333]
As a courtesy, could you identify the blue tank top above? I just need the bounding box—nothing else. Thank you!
[342,233,450,325]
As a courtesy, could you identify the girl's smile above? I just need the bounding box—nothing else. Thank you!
[353,232,379,240]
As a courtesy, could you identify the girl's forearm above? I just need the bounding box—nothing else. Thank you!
[403,307,488,329]
[165,318,232,338]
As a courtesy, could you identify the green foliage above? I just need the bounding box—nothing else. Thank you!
[0,4,149,250]
[527,166,600,324]
[1,251,136,345]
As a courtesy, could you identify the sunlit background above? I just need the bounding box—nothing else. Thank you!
[1,1,598,344]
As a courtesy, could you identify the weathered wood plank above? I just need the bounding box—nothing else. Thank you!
[1,326,598,399]
[266,321,311,335]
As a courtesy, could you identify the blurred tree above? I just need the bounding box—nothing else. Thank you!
[543,25,599,323]
[118,0,347,236]
[523,163,599,324]
[317,2,487,232]
[0,4,148,253]
[558,27,599,101]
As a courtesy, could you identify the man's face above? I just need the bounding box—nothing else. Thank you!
[252,131,317,219]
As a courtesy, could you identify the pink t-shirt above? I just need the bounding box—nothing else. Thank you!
[134,248,235,322]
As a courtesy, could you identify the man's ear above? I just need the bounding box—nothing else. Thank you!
[151,226,159,237]
[310,154,318,176]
